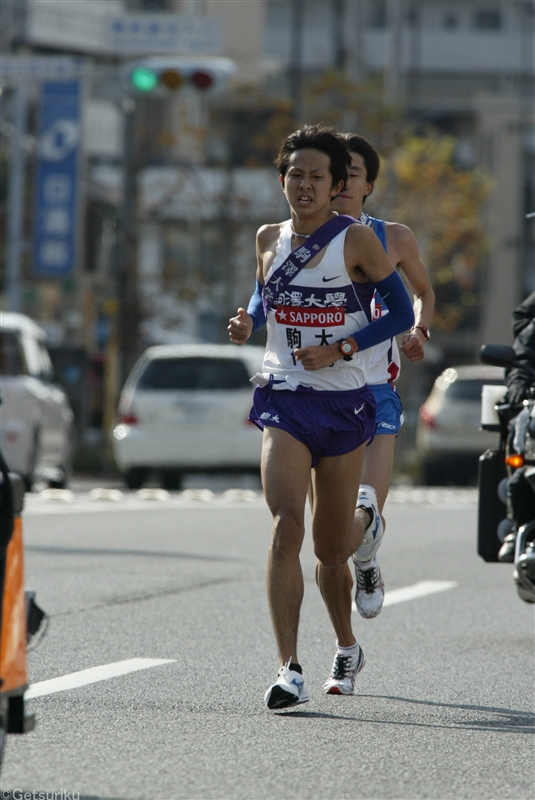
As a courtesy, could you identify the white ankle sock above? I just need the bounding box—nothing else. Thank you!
[336,641,360,656]
[355,554,376,569]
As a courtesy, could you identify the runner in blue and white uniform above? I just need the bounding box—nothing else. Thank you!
[332,133,435,621]
[228,126,414,708]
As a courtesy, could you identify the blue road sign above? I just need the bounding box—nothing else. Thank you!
[0,56,84,83]
[107,14,222,55]
[34,81,81,278]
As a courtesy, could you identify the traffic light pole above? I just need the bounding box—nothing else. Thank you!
[102,95,140,464]
[6,85,27,313]
[109,55,236,388]
[117,96,141,387]
[289,0,304,123]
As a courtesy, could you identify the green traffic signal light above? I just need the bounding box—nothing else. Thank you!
[131,66,158,92]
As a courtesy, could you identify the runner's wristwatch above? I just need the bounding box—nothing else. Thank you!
[411,325,430,341]
[338,338,356,361]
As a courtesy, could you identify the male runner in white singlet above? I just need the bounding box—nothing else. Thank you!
[228,126,414,708]
[332,133,434,620]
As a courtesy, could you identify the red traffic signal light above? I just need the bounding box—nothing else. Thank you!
[190,70,213,91]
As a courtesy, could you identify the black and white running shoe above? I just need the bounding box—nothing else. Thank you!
[265,660,310,709]
[354,555,385,618]
[323,644,366,695]
[354,485,384,563]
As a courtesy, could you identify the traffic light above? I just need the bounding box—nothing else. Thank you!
[127,57,235,94]
[131,66,159,92]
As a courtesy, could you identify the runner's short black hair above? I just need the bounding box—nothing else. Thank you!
[339,132,380,203]
[276,125,350,189]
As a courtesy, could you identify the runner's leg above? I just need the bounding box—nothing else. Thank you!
[359,433,396,515]
[262,426,312,666]
[312,445,365,646]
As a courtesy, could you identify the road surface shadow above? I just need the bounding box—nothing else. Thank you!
[26,545,245,563]
[276,694,534,733]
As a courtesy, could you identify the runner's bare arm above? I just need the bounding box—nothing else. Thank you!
[228,226,274,345]
[391,224,435,362]
[346,223,397,283]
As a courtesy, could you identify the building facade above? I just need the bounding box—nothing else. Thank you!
[2,0,534,358]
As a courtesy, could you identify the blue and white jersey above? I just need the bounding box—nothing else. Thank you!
[360,212,401,385]
[261,220,375,392]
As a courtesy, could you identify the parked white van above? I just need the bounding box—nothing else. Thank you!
[112,344,265,490]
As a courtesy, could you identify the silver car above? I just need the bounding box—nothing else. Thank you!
[112,344,265,489]
[416,364,506,485]
[0,313,74,488]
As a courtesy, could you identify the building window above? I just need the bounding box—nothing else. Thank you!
[473,10,502,30]
[406,6,419,26]
[124,0,173,9]
[443,12,458,29]
[369,1,387,29]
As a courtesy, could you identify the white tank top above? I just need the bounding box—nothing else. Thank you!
[367,294,401,385]
[261,220,375,391]
[358,213,401,386]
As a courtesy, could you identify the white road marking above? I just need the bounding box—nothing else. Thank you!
[25,657,176,699]
[353,580,457,612]
[23,486,478,516]
[23,497,267,515]
[383,580,458,606]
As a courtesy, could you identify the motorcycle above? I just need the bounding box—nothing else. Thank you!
[478,344,535,604]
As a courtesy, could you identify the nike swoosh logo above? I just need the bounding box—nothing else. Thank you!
[354,403,365,415]
[322,275,341,283]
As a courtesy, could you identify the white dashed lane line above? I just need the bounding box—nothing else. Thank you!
[27,586,457,698]
[353,580,458,613]
[383,580,458,606]
[25,657,176,699]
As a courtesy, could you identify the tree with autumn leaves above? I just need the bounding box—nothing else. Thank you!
[304,70,493,335]
[211,71,492,336]
[368,134,492,333]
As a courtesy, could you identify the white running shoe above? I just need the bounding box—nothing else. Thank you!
[323,644,366,695]
[354,484,384,563]
[264,660,310,709]
[354,555,385,618]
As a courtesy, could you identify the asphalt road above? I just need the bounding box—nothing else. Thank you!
[1,486,533,800]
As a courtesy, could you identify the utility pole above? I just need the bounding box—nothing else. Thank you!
[117,97,141,387]
[384,0,404,108]
[102,96,139,459]
[289,0,305,124]
[333,0,346,73]
[5,85,27,312]
[407,0,422,108]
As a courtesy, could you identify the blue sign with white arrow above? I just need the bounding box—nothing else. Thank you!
[34,81,81,277]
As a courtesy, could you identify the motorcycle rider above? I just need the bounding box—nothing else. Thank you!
[498,291,535,562]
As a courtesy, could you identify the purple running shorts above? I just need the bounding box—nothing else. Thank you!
[249,383,376,466]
